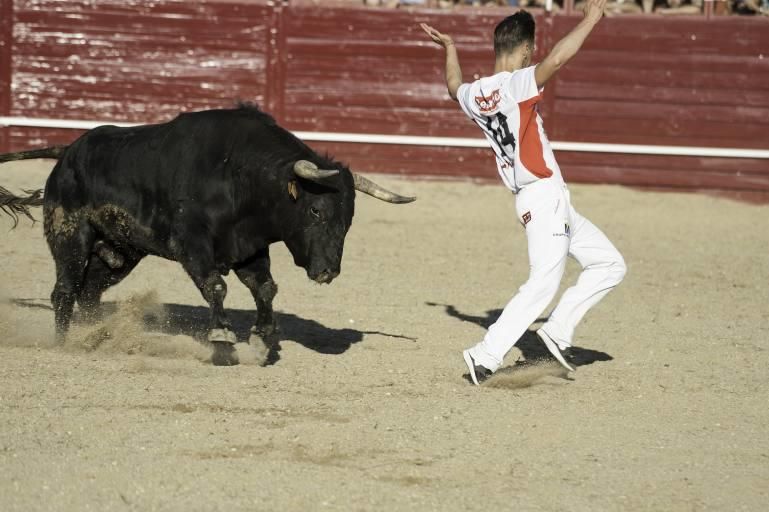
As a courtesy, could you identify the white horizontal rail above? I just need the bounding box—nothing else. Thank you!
[1,116,767,159]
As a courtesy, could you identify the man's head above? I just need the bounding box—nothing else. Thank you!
[494,10,536,64]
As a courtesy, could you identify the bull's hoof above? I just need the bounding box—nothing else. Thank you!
[207,328,237,344]
[237,336,271,366]
[251,323,277,338]
[211,342,239,366]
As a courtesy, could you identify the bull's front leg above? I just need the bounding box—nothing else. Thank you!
[180,247,238,365]
[234,248,278,366]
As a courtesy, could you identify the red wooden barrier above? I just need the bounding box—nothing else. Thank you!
[0,0,13,150]
[1,1,767,199]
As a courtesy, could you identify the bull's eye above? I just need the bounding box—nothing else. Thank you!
[309,207,321,219]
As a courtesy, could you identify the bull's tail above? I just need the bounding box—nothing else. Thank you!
[0,145,67,163]
[0,186,44,228]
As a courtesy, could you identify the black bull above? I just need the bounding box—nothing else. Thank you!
[0,105,415,365]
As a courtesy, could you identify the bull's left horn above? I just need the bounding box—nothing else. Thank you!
[353,173,416,204]
[293,160,339,182]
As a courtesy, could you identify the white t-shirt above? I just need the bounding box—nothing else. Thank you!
[457,66,563,193]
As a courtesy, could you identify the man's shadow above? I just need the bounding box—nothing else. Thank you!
[12,298,415,365]
[426,302,612,368]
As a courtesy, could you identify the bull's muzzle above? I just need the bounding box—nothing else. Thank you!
[312,269,339,284]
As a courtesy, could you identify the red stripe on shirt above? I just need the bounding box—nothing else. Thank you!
[518,95,552,179]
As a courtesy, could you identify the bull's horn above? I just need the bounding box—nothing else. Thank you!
[293,160,339,182]
[353,173,416,204]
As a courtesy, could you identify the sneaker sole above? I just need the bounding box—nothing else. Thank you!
[537,328,575,372]
[462,350,480,386]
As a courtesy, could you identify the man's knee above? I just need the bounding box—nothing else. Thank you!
[520,276,561,304]
[607,254,627,286]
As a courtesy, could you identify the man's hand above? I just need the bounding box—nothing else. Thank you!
[582,0,607,24]
[420,23,454,49]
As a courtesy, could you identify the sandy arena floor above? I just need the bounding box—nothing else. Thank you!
[0,159,767,511]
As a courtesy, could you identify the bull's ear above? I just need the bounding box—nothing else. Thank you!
[287,180,299,201]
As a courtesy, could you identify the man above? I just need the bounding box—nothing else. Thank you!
[421,0,627,385]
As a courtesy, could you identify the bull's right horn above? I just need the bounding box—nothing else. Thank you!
[353,173,416,204]
[293,160,340,182]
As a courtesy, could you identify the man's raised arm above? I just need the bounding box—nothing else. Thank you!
[534,0,607,88]
[420,23,463,101]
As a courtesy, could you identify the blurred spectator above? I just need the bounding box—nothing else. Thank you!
[362,0,401,6]
[731,0,769,14]
[576,0,703,13]
[358,0,768,10]
[576,0,643,12]
[363,0,568,8]
[519,0,563,10]
[656,0,702,14]
[362,0,451,6]
[431,0,562,7]
[604,0,643,13]
[447,0,511,6]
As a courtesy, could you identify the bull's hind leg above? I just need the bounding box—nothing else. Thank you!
[48,219,95,342]
[77,247,143,321]
[234,248,278,366]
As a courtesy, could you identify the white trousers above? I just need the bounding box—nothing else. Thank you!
[468,178,626,372]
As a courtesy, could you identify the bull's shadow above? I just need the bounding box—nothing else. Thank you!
[152,304,370,364]
[156,303,417,364]
[426,302,612,368]
[11,298,414,364]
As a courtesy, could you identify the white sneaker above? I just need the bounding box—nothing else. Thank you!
[537,328,575,372]
[463,350,492,386]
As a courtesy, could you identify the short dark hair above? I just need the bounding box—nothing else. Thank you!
[493,10,536,56]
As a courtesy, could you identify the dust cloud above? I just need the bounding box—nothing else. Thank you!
[65,291,211,362]
[485,361,570,389]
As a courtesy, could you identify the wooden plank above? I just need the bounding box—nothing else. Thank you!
[556,151,769,191]
[569,51,769,77]
[8,127,86,152]
[284,105,473,136]
[263,1,284,120]
[563,164,769,192]
[551,113,767,148]
[557,151,769,176]
[0,0,11,115]
[550,15,769,55]
[553,98,767,126]
[10,0,272,122]
[283,5,505,45]
[0,0,11,152]
[558,65,769,92]
[557,82,769,109]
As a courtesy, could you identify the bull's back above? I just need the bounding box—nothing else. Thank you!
[46,108,276,205]
[43,116,226,254]
[42,107,302,257]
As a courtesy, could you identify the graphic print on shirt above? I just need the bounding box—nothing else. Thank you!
[485,112,516,161]
[474,89,502,114]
